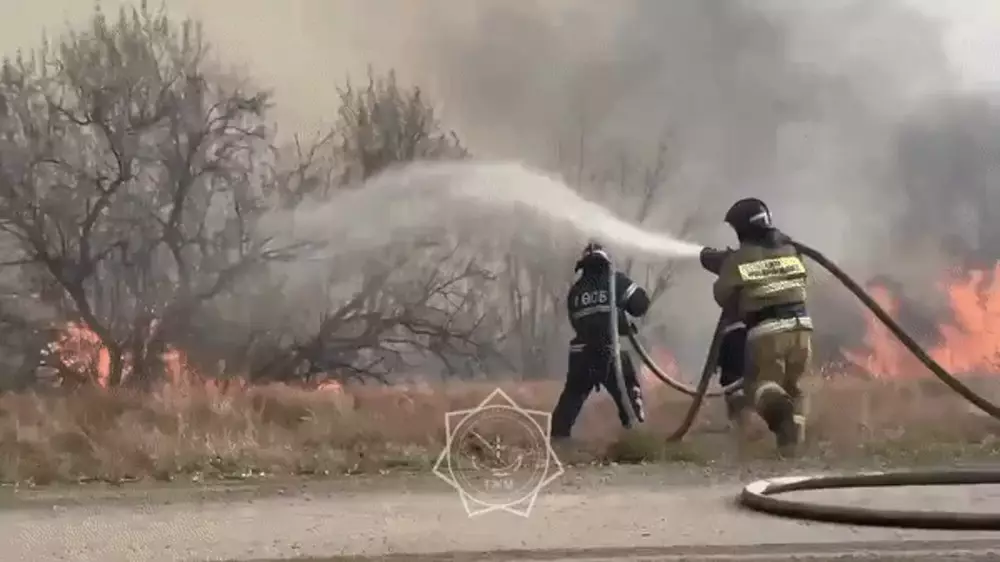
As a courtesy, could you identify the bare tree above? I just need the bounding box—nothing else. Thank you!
[224,69,503,384]
[496,249,571,378]
[616,134,702,316]
[0,4,696,389]
[0,3,295,386]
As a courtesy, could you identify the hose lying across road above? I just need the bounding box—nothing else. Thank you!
[631,239,1000,530]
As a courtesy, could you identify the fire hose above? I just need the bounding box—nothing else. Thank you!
[630,239,1000,529]
[608,253,639,427]
[627,319,739,399]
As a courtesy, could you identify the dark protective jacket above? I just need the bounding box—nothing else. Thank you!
[711,231,812,340]
[567,261,651,347]
[700,247,745,336]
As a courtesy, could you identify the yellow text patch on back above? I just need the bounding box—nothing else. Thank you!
[737,256,805,282]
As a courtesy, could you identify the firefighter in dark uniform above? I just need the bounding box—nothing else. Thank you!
[700,198,813,456]
[550,242,652,440]
[701,249,751,430]
[718,317,750,428]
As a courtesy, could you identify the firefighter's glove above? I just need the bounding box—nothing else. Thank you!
[699,247,731,275]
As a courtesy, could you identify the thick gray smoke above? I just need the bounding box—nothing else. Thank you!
[15,3,997,279]
[331,0,1000,365]
[375,0,951,259]
[15,0,999,370]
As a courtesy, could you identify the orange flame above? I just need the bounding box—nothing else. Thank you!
[640,347,681,385]
[48,322,344,393]
[842,286,919,378]
[48,322,111,387]
[929,264,1000,374]
[316,379,345,393]
[846,264,1000,378]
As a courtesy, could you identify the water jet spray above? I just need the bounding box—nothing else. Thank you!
[255,161,705,268]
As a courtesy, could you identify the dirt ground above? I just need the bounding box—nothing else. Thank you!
[2,463,1000,562]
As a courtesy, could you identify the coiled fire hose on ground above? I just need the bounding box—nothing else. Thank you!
[631,239,1000,530]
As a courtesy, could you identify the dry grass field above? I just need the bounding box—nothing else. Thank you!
[2,370,998,486]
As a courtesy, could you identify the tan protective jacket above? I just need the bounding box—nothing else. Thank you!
[712,242,812,340]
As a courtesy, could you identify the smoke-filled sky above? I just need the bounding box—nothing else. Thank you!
[8,1,997,118]
[5,0,1000,365]
[4,2,998,258]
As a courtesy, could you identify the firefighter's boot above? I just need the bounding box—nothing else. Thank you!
[757,386,799,458]
[725,392,750,431]
[774,411,800,458]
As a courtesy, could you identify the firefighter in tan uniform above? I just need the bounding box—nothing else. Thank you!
[700,198,813,456]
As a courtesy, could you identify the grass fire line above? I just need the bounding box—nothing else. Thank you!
[2,265,999,486]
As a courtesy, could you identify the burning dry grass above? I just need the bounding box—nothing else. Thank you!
[1,373,999,485]
[5,245,998,485]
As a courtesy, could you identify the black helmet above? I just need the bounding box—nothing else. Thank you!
[576,240,611,271]
[724,198,773,234]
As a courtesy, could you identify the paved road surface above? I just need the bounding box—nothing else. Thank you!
[1,466,999,561]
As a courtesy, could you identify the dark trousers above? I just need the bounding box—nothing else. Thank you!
[719,326,748,419]
[550,345,645,439]
[718,326,747,388]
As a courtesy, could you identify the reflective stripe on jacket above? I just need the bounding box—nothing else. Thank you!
[713,240,811,338]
